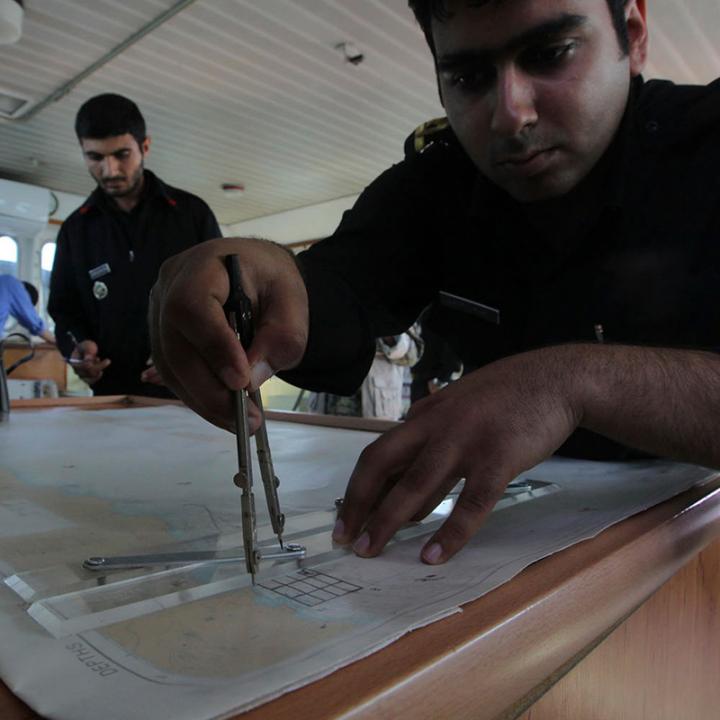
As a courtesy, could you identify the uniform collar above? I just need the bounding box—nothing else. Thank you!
[603,74,646,212]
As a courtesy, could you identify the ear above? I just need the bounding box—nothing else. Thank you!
[626,0,648,77]
[141,136,151,156]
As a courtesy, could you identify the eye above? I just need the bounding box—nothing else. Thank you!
[115,151,130,160]
[522,41,577,71]
[445,65,494,93]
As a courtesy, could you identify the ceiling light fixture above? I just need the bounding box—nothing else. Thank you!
[0,0,23,45]
[221,183,245,198]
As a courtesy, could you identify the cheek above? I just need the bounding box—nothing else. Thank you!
[535,78,607,148]
[550,52,631,145]
[446,102,493,160]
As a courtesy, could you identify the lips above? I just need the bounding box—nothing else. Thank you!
[496,147,553,166]
[494,147,559,178]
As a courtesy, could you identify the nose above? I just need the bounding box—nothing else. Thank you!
[101,156,121,178]
[490,65,538,138]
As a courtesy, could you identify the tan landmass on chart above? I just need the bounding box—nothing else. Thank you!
[101,590,356,677]
[0,469,169,573]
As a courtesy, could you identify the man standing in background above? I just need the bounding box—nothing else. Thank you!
[49,93,221,397]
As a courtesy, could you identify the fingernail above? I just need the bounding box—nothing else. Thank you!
[422,542,444,565]
[250,360,274,390]
[352,532,370,556]
[220,366,242,389]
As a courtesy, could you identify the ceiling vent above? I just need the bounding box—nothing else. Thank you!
[0,88,30,118]
[0,87,33,119]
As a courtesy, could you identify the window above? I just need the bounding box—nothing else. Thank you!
[0,235,18,277]
[39,242,56,330]
[40,241,55,288]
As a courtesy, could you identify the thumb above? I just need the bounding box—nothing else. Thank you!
[247,322,307,390]
[79,340,99,359]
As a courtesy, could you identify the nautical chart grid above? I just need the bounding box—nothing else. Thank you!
[258,569,362,607]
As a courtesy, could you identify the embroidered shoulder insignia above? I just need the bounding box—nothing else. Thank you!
[412,117,450,154]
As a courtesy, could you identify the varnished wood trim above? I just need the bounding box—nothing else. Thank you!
[11,395,129,409]
[515,537,720,720]
[266,409,397,433]
[11,395,182,410]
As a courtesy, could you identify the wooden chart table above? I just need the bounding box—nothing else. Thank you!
[2,396,719,720]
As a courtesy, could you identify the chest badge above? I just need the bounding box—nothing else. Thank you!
[88,263,111,280]
[93,280,109,301]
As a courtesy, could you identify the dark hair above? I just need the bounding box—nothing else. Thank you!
[408,0,631,56]
[74,93,146,146]
[22,281,39,306]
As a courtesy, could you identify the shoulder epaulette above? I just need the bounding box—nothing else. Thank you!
[404,117,451,157]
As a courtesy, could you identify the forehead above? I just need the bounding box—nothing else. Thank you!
[432,0,609,52]
[80,134,138,155]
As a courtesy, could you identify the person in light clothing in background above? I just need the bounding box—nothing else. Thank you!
[362,332,422,420]
[0,275,55,344]
[309,330,421,421]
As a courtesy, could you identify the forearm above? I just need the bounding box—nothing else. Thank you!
[561,344,720,468]
[336,342,720,565]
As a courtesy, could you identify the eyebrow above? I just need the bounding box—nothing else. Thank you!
[84,148,131,156]
[436,13,587,72]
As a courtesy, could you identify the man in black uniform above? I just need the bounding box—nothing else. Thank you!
[49,94,221,397]
[149,0,720,563]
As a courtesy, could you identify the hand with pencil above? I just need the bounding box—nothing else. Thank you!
[66,333,111,385]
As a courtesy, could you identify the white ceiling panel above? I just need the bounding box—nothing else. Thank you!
[0,0,718,225]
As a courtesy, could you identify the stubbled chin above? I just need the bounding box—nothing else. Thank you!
[494,170,582,203]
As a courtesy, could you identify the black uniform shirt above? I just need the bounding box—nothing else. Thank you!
[283,77,720,459]
[49,170,221,397]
